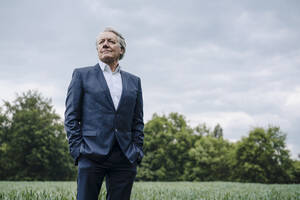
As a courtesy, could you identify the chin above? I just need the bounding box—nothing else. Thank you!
[100,57,115,64]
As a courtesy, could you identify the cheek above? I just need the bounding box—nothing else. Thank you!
[97,48,101,55]
[116,47,123,55]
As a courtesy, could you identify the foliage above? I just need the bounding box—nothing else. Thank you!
[0,91,298,183]
[137,113,234,182]
[0,181,300,200]
[137,113,197,181]
[291,160,300,184]
[212,123,223,138]
[137,113,297,183]
[235,127,293,183]
[0,90,76,180]
[184,136,235,181]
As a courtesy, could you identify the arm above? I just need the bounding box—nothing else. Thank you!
[132,77,144,164]
[64,69,83,164]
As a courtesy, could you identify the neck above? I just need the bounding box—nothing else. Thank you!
[101,59,119,72]
[107,61,119,72]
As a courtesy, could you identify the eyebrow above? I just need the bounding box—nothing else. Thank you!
[100,37,117,40]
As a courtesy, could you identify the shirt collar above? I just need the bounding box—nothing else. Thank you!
[99,60,121,74]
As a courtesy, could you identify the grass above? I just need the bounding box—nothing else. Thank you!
[0,181,299,200]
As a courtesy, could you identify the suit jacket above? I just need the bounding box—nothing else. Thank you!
[64,63,144,165]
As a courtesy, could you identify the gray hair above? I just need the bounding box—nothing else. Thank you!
[96,27,126,60]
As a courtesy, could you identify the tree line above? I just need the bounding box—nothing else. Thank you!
[0,91,299,183]
[137,113,300,183]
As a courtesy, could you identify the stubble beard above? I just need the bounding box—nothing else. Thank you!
[99,55,120,70]
[100,56,115,65]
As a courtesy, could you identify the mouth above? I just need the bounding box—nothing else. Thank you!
[101,49,112,53]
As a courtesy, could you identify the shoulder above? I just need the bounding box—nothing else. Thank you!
[71,64,99,79]
[74,64,98,74]
[121,70,141,81]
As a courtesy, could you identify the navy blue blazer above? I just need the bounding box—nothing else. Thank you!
[64,64,144,165]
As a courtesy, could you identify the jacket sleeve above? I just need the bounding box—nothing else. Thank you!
[132,77,144,164]
[64,69,83,164]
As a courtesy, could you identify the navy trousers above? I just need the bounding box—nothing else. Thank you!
[77,143,137,200]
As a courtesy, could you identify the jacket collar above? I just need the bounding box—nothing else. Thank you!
[93,64,127,112]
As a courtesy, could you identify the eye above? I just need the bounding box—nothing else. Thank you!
[108,39,116,44]
[98,40,104,45]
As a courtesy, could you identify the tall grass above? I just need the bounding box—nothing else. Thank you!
[0,181,299,200]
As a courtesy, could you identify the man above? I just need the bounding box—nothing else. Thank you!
[64,27,144,200]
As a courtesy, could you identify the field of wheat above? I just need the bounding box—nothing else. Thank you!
[0,181,299,200]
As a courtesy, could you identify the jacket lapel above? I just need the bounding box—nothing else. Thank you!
[116,70,127,112]
[93,64,115,111]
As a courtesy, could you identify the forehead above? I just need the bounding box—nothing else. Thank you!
[98,31,118,40]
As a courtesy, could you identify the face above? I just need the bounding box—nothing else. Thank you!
[97,31,124,64]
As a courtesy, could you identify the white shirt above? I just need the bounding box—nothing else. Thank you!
[99,61,123,110]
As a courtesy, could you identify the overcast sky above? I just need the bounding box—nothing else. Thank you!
[1,0,299,159]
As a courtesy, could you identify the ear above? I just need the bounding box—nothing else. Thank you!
[120,47,124,55]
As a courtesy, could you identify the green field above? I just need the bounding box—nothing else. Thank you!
[0,181,299,200]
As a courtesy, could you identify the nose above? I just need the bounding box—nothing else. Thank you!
[103,40,110,47]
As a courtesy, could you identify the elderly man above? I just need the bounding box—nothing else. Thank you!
[64,27,144,200]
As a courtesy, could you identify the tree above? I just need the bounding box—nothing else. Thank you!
[137,113,230,181]
[0,90,76,180]
[291,160,300,183]
[137,113,296,183]
[0,107,10,179]
[235,126,293,183]
[212,124,223,138]
[193,123,211,136]
[137,113,197,181]
[184,136,234,181]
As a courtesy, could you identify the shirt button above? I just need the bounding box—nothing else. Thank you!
[115,128,118,132]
